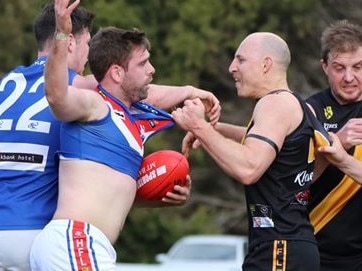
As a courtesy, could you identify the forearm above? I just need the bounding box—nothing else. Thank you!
[193,122,257,185]
[317,132,362,184]
[146,84,194,109]
[44,33,69,108]
[336,155,362,184]
[214,122,246,142]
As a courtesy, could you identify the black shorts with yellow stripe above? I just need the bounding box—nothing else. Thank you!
[242,240,320,271]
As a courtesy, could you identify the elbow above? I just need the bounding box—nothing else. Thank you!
[143,87,163,108]
[234,166,261,186]
[44,92,70,122]
[44,90,63,114]
[44,79,62,107]
[44,91,57,107]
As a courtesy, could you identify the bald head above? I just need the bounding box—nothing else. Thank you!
[229,32,291,98]
[241,32,291,71]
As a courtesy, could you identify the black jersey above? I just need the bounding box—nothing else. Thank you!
[307,88,362,263]
[245,91,324,250]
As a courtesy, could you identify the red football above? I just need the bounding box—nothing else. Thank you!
[136,150,189,201]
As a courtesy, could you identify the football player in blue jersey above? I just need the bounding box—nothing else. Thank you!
[29,1,221,270]
[0,3,95,270]
[0,1,221,270]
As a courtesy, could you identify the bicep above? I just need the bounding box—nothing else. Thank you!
[249,105,290,151]
[243,100,292,172]
[50,86,102,122]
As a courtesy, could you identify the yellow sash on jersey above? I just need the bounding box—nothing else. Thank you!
[309,144,362,234]
[241,117,253,144]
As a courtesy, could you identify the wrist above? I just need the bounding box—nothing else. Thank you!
[340,153,354,168]
[192,120,213,138]
[54,31,69,41]
[187,86,198,99]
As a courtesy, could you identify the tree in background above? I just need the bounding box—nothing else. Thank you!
[1,0,362,263]
[0,1,40,77]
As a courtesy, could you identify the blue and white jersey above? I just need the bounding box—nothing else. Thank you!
[59,86,175,180]
[0,57,77,230]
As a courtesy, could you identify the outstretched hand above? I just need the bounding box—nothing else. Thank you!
[318,132,348,165]
[336,118,362,150]
[55,0,80,34]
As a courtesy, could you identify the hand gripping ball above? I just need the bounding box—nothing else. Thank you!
[136,150,189,200]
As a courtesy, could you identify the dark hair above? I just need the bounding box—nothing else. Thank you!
[88,27,151,82]
[34,1,95,51]
[321,19,362,62]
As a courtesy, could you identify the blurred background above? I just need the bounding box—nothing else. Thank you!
[1,0,361,263]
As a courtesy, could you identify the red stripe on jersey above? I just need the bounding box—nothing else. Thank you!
[71,221,94,271]
[101,92,143,149]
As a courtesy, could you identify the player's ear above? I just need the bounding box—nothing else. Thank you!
[262,57,273,72]
[320,59,329,75]
[109,64,125,83]
[67,33,76,53]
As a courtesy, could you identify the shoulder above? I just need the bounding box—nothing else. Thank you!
[256,90,301,114]
[253,90,304,135]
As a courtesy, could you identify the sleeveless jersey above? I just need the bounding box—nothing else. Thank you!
[59,86,174,180]
[245,91,325,249]
[307,88,362,260]
[0,56,77,230]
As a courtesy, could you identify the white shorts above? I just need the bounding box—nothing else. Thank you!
[30,220,117,271]
[0,229,40,271]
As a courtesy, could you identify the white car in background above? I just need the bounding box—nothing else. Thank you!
[117,234,248,271]
[155,234,248,271]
